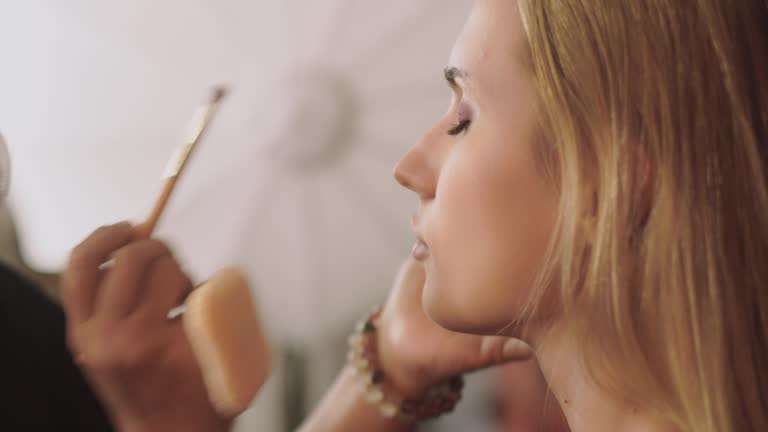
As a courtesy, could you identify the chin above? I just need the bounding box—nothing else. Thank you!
[421,271,519,336]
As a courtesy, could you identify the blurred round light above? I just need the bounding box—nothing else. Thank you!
[261,68,358,172]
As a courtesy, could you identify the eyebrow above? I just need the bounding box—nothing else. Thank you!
[444,66,468,90]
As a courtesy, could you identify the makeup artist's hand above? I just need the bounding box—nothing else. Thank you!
[375,258,534,399]
[62,223,230,432]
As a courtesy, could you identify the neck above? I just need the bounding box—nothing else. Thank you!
[529,321,673,432]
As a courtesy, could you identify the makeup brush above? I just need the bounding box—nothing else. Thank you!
[134,86,228,240]
[132,86,271,416]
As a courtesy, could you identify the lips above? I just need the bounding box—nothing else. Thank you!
[410,214,430,260]
[411,239,430,260]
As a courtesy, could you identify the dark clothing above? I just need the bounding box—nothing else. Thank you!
[0,264,113,431]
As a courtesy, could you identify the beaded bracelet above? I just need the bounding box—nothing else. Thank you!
[347,306,465,423]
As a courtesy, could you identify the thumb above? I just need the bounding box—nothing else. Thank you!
[475,337,533,371]
[501,338,533,362]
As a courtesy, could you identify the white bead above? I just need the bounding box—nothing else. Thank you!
[355,358,369,370]
[364,386,384,403]
[348,334,363,347]
[354,362,370,375]
[379,402,398,418]
[353,366,366,376]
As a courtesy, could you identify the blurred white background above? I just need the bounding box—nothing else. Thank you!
[0,1,499,430]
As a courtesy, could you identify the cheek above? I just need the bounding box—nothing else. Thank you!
[422,138,558,334]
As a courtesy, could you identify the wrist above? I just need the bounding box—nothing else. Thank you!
[375,337,432,400]
[375,314,443,400]
[347,306,464,422]
[117,414,231,432]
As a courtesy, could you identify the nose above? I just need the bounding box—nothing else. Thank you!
[393,131,440,199]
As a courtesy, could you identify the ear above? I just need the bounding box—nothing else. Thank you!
[579,142,654,244]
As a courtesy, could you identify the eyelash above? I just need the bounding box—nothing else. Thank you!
[447,119,471,136]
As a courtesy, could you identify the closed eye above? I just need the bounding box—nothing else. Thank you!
[447,119,471,136]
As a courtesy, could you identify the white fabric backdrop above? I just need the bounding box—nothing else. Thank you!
[0,1,473,429]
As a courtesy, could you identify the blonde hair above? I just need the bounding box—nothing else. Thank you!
[518,1,768,431]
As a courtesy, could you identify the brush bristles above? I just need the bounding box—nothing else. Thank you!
[211,86,228,104]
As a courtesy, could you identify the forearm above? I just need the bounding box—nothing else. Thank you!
[117,418,231,432]
[298,366,414,432]
[115,412,232,432]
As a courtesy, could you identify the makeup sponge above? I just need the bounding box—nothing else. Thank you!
[183,267,271,416]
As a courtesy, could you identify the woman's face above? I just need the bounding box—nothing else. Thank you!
[394,0,558,334]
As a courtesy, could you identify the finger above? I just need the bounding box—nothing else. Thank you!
[62,222,134,323]
[479,336,533,365]
[133,254,193,322]
[446,334,532,375]
[96,239,173,319]
[391,258,426,299]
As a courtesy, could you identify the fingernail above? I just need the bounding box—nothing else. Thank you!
[502,339,532,361]
[98,258,115,271]
[166,304,187,320]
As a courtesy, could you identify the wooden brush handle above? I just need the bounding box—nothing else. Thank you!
[133,176,179,240]
[132,86,227,241]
